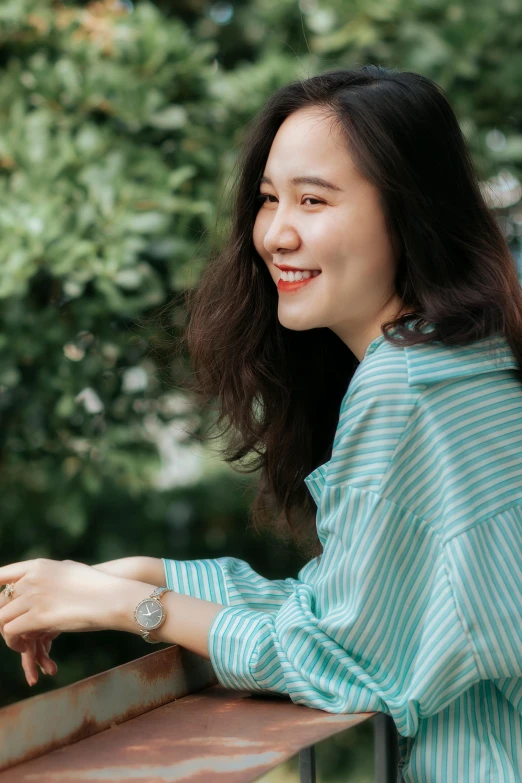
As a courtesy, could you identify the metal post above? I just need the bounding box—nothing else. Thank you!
[299,745,316,783]
[373,713,400,783]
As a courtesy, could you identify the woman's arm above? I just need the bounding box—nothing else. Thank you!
[93,556,166,587]
[17,557,165,686]
[0,560,222,663]
[114,580,224,659]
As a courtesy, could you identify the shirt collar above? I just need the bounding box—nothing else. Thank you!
[405,329,519,387]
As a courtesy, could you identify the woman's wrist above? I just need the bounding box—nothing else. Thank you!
[92,556,166,586]
[140,557,168,587]
[113,578,224,659]
[112,579,158,636]
[92,556,144,581]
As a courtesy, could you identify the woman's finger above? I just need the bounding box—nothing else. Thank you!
[45,630,61,644]
[34,638,57,676]
[43,630,60,655]
[3,609,36,653]
[0,595,29,639]
[21,637,58,686]
[0,561,31,587]
[21,640,39,687]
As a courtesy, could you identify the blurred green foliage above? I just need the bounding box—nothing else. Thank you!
[0,11,520,774]
[0,0,310,710]
[0,0,217,542]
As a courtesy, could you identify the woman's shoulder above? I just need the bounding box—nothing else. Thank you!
[350,327,519,403]
[386,332,522,539]
[330,329,522,513]
[403,332,519,388]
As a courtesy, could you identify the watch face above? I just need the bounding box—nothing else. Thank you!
[135,599,164,630]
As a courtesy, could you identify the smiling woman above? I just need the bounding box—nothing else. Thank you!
[177,65,522,782]
[2,65,522,783]
[185,65,522,559]
[252,106,407,352]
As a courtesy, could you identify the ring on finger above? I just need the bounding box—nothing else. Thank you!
[2,583,15,600]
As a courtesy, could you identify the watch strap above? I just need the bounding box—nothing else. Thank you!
[136,587,173,644]
[150,587,172,599]
[140,629,162,644]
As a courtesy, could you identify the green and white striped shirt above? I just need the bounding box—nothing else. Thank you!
[163,325,522,782]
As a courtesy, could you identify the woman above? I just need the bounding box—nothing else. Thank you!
[1,66,521,782]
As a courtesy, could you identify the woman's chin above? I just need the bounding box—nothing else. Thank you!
[278,310,321,332]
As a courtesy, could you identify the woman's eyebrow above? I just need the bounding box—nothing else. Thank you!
[260,175,343,192]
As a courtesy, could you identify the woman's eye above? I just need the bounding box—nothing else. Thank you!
[257,194,324,206]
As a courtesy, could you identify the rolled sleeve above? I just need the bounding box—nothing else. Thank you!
[162,555,319,612]
[204,486,481,739]
[208,606,271,691]
[162,557,229,604]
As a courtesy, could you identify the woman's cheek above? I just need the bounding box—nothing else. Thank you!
[253,218,269,263]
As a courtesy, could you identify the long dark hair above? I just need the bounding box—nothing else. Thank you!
[181,65,522,559]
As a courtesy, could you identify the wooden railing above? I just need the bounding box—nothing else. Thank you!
[0,645,400,782]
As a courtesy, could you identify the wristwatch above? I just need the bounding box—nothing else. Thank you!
[134,586,172,644]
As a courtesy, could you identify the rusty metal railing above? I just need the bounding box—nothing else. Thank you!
[0,645,400,782]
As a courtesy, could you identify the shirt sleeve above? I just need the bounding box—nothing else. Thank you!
[207,485,482,738]
[163,555,320,612]
[444,505,522,685]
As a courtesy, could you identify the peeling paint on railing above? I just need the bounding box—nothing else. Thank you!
[0,681,373,783]
[0,645,216,772]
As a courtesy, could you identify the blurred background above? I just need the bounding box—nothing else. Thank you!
[0,0,521,779]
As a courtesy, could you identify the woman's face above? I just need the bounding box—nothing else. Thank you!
[253,106,406,361]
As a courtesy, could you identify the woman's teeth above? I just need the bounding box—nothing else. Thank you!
[280,269,321,282]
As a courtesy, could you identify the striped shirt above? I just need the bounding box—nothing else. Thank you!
[163,324,522,782]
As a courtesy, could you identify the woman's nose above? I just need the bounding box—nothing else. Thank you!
[263,217,300,256]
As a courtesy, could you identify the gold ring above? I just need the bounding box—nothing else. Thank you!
[3,583,15,600]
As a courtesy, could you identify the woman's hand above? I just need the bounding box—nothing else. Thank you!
[21,632,60,685]
[1,556,167,686]
[0,558,128,659]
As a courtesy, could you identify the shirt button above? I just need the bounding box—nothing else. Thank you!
[366,338,378,355]
[364,334,385,359]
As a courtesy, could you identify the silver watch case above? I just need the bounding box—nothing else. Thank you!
[134,587,171,643]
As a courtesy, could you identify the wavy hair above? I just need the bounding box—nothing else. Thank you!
[180,65,522,559]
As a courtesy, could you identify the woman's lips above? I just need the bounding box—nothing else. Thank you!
[277,272,321,292]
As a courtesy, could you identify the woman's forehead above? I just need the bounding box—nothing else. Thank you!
[263,111,357,186]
